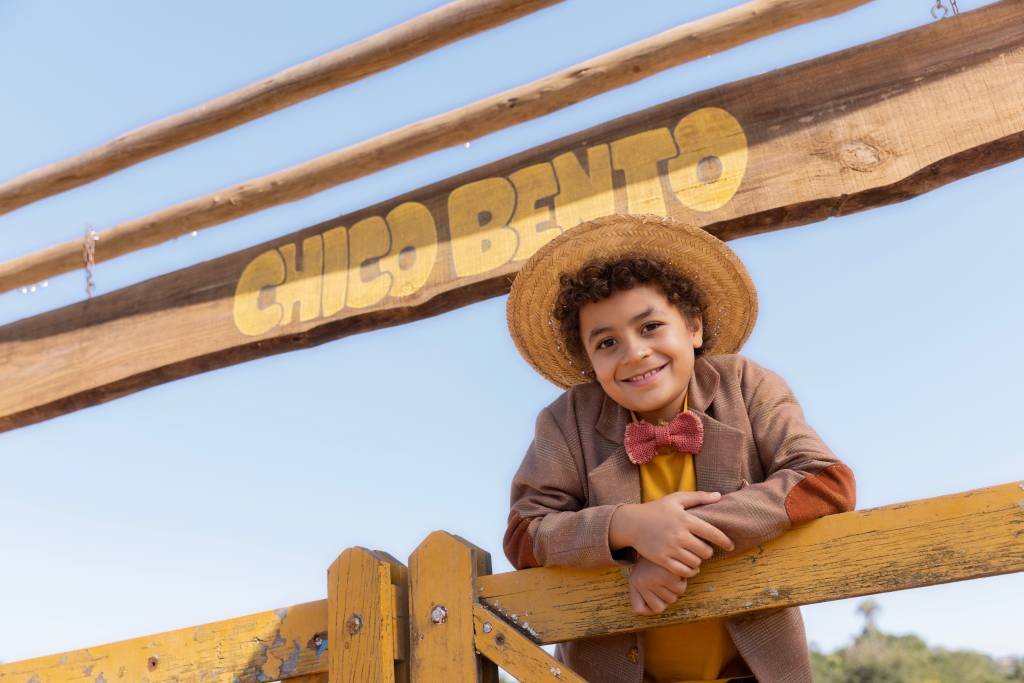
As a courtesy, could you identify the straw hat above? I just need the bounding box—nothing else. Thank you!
[506,214,758,389]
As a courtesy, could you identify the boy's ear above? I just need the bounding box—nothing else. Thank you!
[690,315,704,348]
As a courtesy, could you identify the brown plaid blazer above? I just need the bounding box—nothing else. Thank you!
[504,354,856,682]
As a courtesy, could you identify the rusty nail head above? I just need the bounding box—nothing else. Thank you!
[346,613,363,635]
[482,622,492,634]
[430,605,448,624]
[146,657,158,671]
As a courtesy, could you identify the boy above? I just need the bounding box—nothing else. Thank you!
[503,214,855,682]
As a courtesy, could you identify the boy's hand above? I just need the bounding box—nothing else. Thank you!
[628,556,690,615]
[610,491,734,575]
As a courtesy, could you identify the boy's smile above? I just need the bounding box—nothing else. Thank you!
[579,284,703,424]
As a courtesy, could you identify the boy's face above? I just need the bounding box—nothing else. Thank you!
[578,284,703,424]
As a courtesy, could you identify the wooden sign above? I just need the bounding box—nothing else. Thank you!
[3,0,1024,431]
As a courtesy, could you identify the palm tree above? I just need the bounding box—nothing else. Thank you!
[856,598,881,633]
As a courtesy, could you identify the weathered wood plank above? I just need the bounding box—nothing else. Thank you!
[0,600,330,683]
[0,0,565,217]
[408,531,497,682]
[1,484,1020,680]
[476,481,1024,645]
[0,0,874,292]
[3,1,1024,431]
[328,548,408,683]
[473,603,585,682]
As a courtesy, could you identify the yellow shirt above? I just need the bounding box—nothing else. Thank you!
[632,397,752,683]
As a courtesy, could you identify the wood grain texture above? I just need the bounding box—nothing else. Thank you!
[0,600,330,683]
[0,484,1020,680]
[473,604,585,682]
[0,0,563,217]
[3,1,1024,432]
[408,532,498,682]
[477,481,1024,645]
[328,548,408,683]
[0,0,873,292]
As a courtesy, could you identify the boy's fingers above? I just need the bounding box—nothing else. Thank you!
[662,557,696,577]
[670,547,704,569]
[681,536,714,560]
[652,585,678,605]
[677,564,699,578]
[629,587,650,615]
[641,589,666,614]
[671,490,722,509]
[689,517,735,551]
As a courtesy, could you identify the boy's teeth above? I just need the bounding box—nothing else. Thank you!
[629,367,658,382]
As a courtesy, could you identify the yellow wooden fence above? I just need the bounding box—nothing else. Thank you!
[2,480,1021,682]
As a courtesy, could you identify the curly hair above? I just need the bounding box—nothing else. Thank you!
[552,255,709,372]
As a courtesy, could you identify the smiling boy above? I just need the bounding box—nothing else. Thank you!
[503,214,856,682]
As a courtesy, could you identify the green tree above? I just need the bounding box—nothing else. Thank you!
[810,603,1024,683]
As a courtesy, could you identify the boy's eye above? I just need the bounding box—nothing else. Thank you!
[596,337,615,350]
[641,321,663,334]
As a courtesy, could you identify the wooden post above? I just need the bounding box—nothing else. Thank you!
[408,531,497,682]
[327,547,409,682]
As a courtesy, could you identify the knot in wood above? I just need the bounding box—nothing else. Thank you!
[839,141,882,172]
[146,657,159,671]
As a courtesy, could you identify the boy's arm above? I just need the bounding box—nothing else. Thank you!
[504,406,629,570]
[685,359,856,558]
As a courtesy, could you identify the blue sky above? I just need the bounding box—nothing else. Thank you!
[1,0,1021,666]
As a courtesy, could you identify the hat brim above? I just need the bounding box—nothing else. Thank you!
[506,214,758,389]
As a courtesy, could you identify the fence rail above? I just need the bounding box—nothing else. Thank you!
[0,0,873,294]
[2,480,1021,682]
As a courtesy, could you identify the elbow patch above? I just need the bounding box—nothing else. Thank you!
[503,510,540,569]
[784,463,856,525]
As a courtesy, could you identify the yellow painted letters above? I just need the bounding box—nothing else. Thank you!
[347,216,392,309]
[233,249,286,336]
[321,226,349,317]
[276,235,324,326]
[668,107,748,212]
[382,202,437,297]
[552,145,615,229]
[448,177,517,277]
[509,163,560,261]
[610,128,677,216]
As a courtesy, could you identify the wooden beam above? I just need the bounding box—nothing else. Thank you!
[0,0,874,293]
[476,481,1024,645]
[0,600,330,683]
[0,484,1020,680]
[328,548,409,682]
[408,532,497,682]
[0,0,564,218]
[3,0,1024,431]
[473,603,586,682]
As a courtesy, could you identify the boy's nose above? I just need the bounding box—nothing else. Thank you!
[626,339,652,360]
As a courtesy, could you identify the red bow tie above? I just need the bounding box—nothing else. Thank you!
[624,410,704,465]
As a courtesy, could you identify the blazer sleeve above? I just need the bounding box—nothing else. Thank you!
[503,406,629,570]
[686,360,856,558]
